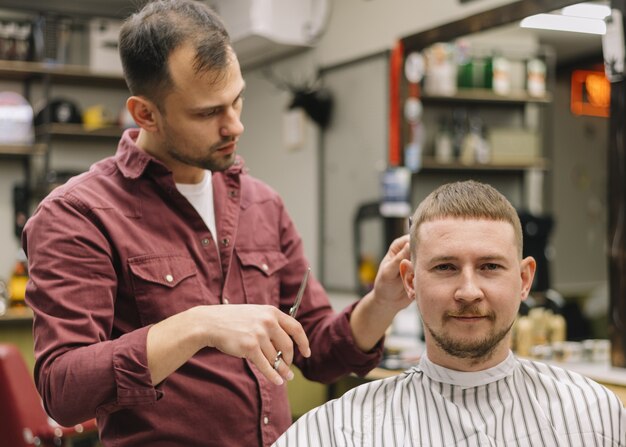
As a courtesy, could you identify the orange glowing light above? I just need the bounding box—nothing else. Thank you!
[571,70,610,117]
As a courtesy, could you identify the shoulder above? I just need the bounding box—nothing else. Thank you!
[328,367,423,411]
[33,157,126,218]
[517,358,624,407]
[275,371,420,446]
[214,166,284,209]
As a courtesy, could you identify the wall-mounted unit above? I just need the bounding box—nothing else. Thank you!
[209,0,330,68]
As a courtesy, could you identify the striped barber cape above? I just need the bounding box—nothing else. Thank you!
[274,352,625,446]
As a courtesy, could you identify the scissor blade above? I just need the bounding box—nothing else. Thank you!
[289,267,310,318]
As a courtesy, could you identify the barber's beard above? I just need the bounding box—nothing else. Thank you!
[424,306,514,364]
[164,135,236,172]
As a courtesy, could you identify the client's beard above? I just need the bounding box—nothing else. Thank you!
[424,305,514,365]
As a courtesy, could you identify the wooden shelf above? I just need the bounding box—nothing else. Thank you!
[421,89,552,105]
[419,156,549,172]
[0,59,127,88]
[36,123,124,139]
[0,143,46,157]
[0,306,33,323]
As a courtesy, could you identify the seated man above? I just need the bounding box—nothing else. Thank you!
[274,180,626,446]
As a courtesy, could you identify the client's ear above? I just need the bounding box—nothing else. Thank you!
[399,259,416,301]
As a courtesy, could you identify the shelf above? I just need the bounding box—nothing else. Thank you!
[0,306,33,323]
[0,143,46,157]
[419,157,549,173]
[0,59,127,88]
[421,89,552,105]
[36,123,124,139]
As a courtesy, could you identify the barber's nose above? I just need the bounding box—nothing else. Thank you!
[220,108,244,138]
[454,270,484,302]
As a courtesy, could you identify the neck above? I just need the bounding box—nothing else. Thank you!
[135,129,205,184]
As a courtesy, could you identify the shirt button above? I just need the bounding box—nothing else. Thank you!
[263,416,269,425]
[228,190,237,198]
[165,274,174,283]
[221,238,229,246]
[261,263,269,272]
[223,297,230,304]
[201,238,210,246]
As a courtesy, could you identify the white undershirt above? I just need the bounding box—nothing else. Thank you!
[175,170,218,242]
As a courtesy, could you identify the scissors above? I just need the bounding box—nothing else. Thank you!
[274,267,310,370]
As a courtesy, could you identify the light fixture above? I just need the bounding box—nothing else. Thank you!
[562,3,611,20]
[520,2,610,35]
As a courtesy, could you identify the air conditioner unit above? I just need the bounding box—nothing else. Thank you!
[209,0,329,68]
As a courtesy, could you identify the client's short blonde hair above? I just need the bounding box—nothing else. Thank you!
[409,180,523,259]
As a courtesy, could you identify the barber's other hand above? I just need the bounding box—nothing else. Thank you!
[201,304,311,386]
[372,234,412,311]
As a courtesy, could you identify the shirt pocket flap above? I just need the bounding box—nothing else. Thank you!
[237,250,288,277]
[128,255,197,288]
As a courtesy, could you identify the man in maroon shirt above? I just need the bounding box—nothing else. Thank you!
[22,1,411,446]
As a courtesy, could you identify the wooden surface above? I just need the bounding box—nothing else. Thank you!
[0,307,35,373]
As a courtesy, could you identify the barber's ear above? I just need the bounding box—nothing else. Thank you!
[126,96,159,132]
[399,259,416,301]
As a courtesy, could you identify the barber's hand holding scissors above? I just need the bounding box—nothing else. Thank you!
[203,268,312,386]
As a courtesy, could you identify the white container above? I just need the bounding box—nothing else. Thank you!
[527,58,547,98]
[89,18,123,75]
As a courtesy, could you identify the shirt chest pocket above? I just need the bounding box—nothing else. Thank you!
[128,254,204,326]
[236,250,288,306]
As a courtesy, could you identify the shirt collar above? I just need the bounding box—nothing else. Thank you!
[417,351,517,388]
[114,128,246,179]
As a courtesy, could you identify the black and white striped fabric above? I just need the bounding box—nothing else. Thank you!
[274,352,626,446]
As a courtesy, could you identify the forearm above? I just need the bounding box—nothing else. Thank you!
[349,291,401,352]
[147,306,208,385]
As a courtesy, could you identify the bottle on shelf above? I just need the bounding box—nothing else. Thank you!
[434,116,453,164]
[527,58,547,98]
[8,248,29,308]
[492,55,511,95]
[451,108,467,160]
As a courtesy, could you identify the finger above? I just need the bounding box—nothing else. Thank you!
[273,354,295,381]
[287,318,311,358]
[268,325,295,365]
[278,314,311,358]
[248,347,284,386]
[389,234,410,256]
[394,239,411,262]
[260,339,295,383]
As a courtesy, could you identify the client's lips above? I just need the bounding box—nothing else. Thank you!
[447,313,489,322]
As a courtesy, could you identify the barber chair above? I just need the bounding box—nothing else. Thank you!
[0,343,98,446]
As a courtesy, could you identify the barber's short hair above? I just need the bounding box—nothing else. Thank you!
[409,180,523,258]
[119,0,231,108]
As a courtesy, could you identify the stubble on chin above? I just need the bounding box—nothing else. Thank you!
[166,143,236,172]
[425,318,514,366]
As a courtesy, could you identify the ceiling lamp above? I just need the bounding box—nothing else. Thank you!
[520,2,611,35]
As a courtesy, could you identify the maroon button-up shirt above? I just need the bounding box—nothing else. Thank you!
[23,129,383,447]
